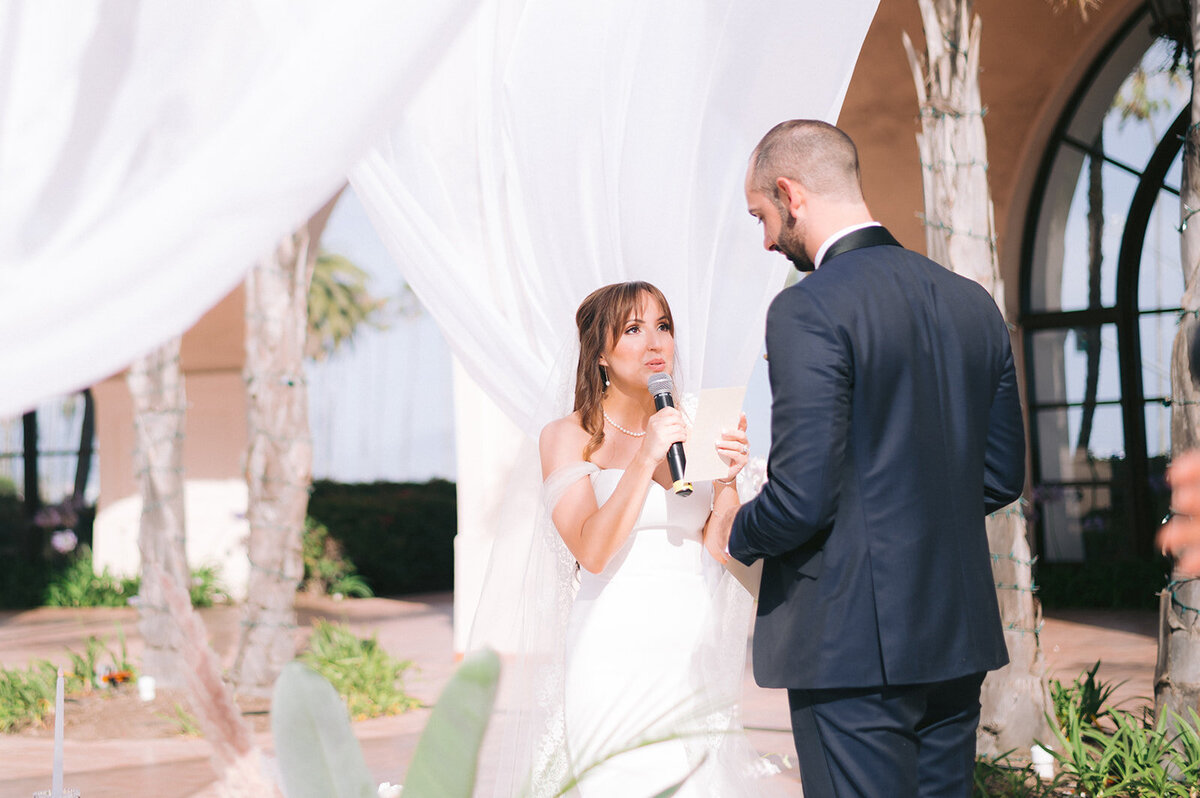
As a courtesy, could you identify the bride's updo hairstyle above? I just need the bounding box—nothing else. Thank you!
[574,281,674,462]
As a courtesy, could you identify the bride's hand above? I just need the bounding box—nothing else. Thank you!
[715,413,749,484]
[640,406,687,464]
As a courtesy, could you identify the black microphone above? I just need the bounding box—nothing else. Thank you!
[647,373,692,497]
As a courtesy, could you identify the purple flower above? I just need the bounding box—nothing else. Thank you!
[34,502,78,531]
[50,529,78,554]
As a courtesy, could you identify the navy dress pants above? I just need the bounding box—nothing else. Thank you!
[787,671,986,798]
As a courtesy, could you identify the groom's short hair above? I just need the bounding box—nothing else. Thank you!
[750,120,863,204]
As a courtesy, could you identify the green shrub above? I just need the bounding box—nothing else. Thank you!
[0,488,29,571]
[0,556,57,608]
[0,659,57,732]
[0,482,23,534]
[307,479,456,596]
[39,549,227,609]
[972,660,1200,797]
[298,619,419,721]
[968,660,1200,796]
[43,547,139,607]
[1035,558,1168,611]
[187,564,229,608]
[1050,661,1121,728]
[302,517,372,598]
[0,498,96,608]
[1046,702,1200,797]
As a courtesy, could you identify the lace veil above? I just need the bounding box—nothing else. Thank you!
[468,339,778,797]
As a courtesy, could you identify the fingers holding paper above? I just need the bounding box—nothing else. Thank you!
[715,412,750,485]
[704,413,748,567]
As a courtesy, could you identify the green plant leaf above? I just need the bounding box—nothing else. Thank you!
[403,648,501,798]
[271,662,375,798]
[648,755,707,797]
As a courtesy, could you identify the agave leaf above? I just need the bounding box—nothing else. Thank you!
[403,648,501,798]
[647,754,707,798]
[271,662,375,798]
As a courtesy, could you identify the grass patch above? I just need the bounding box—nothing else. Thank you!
[298,620,419,721]
[159,703,201,737]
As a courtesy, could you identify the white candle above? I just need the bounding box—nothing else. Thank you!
[52,667,63,798]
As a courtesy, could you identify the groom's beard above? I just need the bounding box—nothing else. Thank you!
[777,214,814,272]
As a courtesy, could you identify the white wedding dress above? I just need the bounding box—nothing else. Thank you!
[561,469,769,796]
[475,458,779,797]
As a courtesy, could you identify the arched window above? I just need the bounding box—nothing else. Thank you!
[1022,6,1188,562]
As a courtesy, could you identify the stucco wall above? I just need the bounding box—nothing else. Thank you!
[92,284,249,596]
[94,285,246,510]
[838,0,1143,319]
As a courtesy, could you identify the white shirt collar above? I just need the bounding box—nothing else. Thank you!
[813,221,882,269]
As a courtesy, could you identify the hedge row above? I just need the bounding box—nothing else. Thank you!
[307,479,456,596]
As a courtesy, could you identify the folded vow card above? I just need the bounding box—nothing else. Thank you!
[685,386,759,598]
[683,386,748,482]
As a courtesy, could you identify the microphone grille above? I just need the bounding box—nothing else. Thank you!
[647,373,674,395]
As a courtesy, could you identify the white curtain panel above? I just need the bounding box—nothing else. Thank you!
[0,0,477,419]
[352,0,881,437]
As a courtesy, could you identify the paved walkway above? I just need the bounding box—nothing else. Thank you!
[0,595,1158,797]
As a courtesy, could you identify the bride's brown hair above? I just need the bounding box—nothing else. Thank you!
[574,281,674,461]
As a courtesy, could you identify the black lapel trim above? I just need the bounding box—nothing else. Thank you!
[821,226,901,265]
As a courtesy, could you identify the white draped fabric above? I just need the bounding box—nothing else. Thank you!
[0,0,477,419]
[2,0,879,677]
[349,0,880,659]
[352,0,881,437]
[0,0,876,433]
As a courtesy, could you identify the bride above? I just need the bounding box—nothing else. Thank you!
[529,281,770,796]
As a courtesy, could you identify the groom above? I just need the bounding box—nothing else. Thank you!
[720,120,1025,797]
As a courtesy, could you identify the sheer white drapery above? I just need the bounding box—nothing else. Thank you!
[352,0,881,438]
[350,0,882,698]
[0,0,477,418]
[351,0,879,658]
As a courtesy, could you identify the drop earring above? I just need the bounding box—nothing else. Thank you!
[600,365,610,389]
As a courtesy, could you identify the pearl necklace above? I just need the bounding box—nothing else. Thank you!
[602,410,646,437]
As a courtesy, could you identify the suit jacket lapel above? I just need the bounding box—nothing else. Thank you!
[821,226,901,265]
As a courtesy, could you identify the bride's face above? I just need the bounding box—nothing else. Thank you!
[599,295,674,392]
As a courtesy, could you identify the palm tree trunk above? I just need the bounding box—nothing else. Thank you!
[1155,0,1200,732]
[231,197,338,695]
[903,0,1052,756]
[127,336,189,687]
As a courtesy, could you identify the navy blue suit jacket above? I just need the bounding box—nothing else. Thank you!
[729,227,1024,690]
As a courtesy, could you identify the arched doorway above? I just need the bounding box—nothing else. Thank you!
[1022,6,1188,562]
